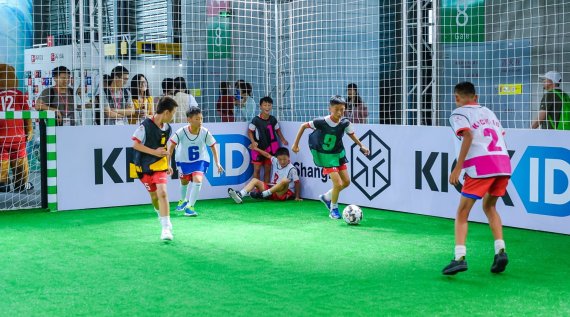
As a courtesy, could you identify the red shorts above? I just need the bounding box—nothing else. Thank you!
[462,175,510,199]
[1,142,27,160]
[260,182,294,201]
[322,164,347,176]
[139,171,168,192]
[180,171,204,182]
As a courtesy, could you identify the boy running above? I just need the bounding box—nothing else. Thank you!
[131,97,177,240]
[228,147,301,203]
[442,81,511,275]
[169,107,223,216]
[291,95,369,219]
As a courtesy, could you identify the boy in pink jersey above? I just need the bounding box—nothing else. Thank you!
[442,82,511,275]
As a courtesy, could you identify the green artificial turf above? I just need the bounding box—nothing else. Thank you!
[1,199,569,316]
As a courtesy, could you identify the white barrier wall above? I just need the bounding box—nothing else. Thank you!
[56,122,570,234]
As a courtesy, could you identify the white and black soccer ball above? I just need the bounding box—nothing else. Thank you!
[342,204,363,225]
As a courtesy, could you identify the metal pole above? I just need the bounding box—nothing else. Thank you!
[79,0,86,126]
[289,0,294,121]
[401,0,408,125]
[71,0,77,109]
[431,0,439,126]
[416,0,422,125]
[275,1,280,117]
[265,2,270,98]
[98,0,104,125]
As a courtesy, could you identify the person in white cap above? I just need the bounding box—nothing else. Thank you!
[531,71,570,129]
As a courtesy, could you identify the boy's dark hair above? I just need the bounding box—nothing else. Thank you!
[110,66,129,79]
[52,66,70,78]
[162,78,174,94]
[156,97,178,114]
[347,83,358,90]
[186,106,202,118]
[275,147,289,157]
[454,81,476,96]
[330,95,347,105]
[173,77,188,94]
[259,96,273,105]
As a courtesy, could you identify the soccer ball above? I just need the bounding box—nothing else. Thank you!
[342,204,363,225]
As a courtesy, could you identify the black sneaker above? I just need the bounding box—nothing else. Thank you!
[491,250,509,273]
[442,257,468,275]
[250,191,264,199]
[14,182,34,192]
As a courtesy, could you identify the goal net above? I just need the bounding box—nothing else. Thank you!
[0,110,56,211]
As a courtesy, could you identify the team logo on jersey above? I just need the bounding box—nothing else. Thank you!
[205,134,253,186]
[350,130,391,200]
[512,146,570,217]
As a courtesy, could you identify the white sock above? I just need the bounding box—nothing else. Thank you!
[262,190,272,198]
[239,189,248,197]
[154,207,159,214]
[323,189,332,201]
[180,184,188,201]
[187,182,202,206]
[160,216,172,230]
[331,202,338,210]
[455,245,466,261]
[494,240,505,254]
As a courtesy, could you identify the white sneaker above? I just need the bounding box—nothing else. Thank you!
[161,228,173,241]
[228,188,243,204]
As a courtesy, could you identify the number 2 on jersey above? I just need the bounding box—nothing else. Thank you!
[323,134,336,151]
[483,128,502,152]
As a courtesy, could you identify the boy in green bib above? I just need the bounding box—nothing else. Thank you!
[292,96,369,219]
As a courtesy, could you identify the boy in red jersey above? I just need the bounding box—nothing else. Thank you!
[0,64,33,192]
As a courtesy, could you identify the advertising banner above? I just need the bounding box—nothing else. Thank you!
[56,122,570,234]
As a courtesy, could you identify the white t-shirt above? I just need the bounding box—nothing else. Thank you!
[270,156,299,191]
[169,126,216,163]
[131,120,171,144]
[449,105,511,178]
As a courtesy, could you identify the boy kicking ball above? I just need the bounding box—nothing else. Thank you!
[228,147,301,203]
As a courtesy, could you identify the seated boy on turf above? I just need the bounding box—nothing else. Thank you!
[168,107,224,216]
[228,147,301,203]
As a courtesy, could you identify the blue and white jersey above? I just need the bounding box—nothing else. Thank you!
[169,126,216,175]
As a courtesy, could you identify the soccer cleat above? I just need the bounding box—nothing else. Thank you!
[491,249,509,274]
[442,257,468,275]
[250,191,264,199]
[228,188,243,204]
[161,228,173,241]
[319,194,331,210]
[183,206,198,217]
[329,208,341,219]
[175,200,188,212]
[14,182,34,192]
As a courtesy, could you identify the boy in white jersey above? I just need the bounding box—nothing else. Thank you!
[442,82,511,276]
[228,147,301,203]
[168,107,223,216]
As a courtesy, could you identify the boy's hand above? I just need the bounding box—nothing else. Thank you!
[360,146,370,156]
[154,148,168,157]
[217,163,225,174]
[167,166,173,175]
[449,166,462,186]
[281,139,289,146]
[292,145,300,153]
[250,141,258,149]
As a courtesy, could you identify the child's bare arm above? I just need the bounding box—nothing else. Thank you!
[348,133,370,155]
[210,143,225,174]
[449,130,473,185]
[276,128,288,145]
[294,181,302,201]
[247,129,258,148]
[250,145,272,159]
[292,123,309,153]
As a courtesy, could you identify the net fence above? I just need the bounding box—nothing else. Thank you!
[0,0,568,128]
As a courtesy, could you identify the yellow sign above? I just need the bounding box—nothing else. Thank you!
[189,89,201,97]
[104,43,116,56]
[498,84,522,95]
[136,42,182,57]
